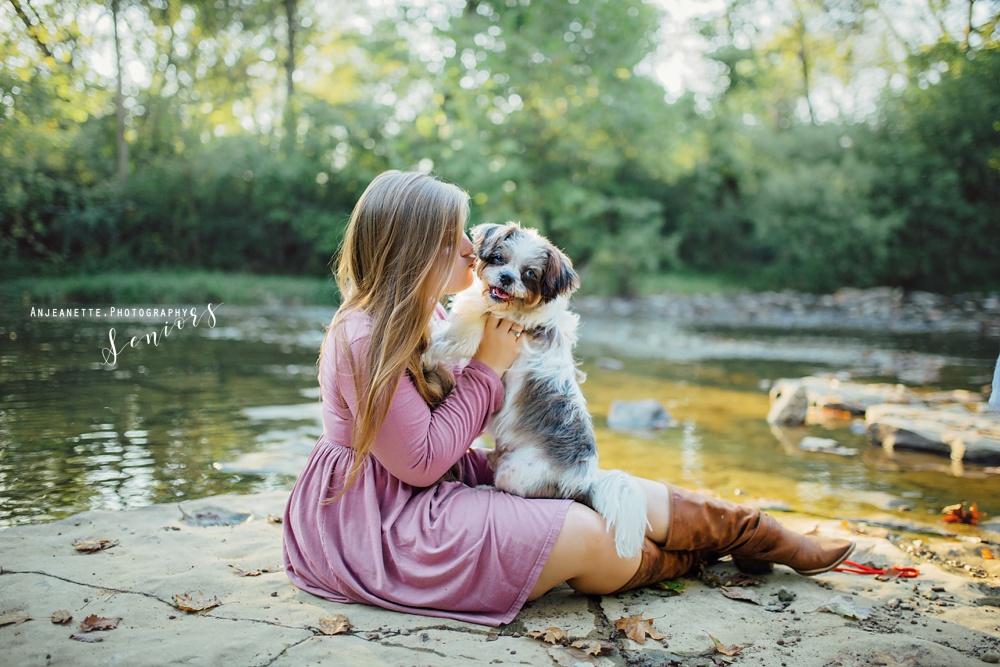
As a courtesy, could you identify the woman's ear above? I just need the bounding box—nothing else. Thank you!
[541,245,580,301]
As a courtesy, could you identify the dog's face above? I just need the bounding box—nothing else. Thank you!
[470,222,580,312]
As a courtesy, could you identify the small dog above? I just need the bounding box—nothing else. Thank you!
[425,222,648,559]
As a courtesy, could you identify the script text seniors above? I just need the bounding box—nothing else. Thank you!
[100,303,221,366]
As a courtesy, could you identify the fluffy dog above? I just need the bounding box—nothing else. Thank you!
[424,222,648,559]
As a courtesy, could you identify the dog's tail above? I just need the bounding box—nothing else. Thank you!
[586,470,650,559]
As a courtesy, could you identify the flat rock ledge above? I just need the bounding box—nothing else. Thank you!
[574,288,1000,335]
[3,492,1000,667]
[767,377,1000,464]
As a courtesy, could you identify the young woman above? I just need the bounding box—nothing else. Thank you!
[282,170,854,627]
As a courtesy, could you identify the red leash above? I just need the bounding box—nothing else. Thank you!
[834,559,919,578]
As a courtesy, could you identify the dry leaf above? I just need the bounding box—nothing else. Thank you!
[78,614,121,632]
[810,595,871,620]
[941,502,986,525]
[228,564,281,577]
[706,632,745,656]
[720,586,763,605]
[721,572,765,587]
[0,611,30,627]
[548,645,601,667]
[267,514,283,524]
[172,591,222,612]
[981,548,995,560]
[570,639,615,656]
[51,610,73,625]
[70,633,104,643]
[526,626,568,644]
[72,539,117,553]
[615,616,665,644]
[317,614,351,635]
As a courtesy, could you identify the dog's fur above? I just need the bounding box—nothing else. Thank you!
[424,222,648,559]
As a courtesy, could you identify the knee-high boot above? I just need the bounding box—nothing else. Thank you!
[663,485,855,576]
[612,538,701,593]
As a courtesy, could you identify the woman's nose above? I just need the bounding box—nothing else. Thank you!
[460,234,474,256]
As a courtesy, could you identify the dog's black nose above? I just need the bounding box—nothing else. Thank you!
[498,273,515,287]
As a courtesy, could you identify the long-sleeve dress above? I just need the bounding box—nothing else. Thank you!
[282,307,572,626]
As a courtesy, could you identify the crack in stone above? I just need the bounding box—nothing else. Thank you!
[259,636,313,667]
[0,569,309,633]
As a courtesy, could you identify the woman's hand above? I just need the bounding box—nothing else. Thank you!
[473,314,525,377]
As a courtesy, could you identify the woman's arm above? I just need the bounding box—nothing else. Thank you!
[365,360,503,486]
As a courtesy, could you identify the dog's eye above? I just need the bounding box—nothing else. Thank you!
[523,269,536,280]
[486,253,503,265]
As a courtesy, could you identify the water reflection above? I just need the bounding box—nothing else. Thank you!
[0,305,997,533]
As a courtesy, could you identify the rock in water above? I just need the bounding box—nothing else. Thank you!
[607,399,675,430]
[990,349,1000,411]
[767,381,809,425]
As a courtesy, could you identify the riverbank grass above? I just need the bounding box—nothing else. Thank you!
[3,269,746,307]
[2,271,339,307]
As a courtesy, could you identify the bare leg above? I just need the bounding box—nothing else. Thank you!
[633,476,671,544]
[528,503,641,600]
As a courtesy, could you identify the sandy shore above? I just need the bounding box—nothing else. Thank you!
[2,491,999,666]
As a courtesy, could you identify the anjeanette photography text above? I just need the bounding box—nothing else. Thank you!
[98,303,222,366]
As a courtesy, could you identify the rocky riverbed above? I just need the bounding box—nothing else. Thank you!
[575,287,1000,336]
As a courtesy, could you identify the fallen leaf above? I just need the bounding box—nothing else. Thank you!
[941,502,986,525]
[0,611,30,627]
[266,514,283,524]
[548,645,598,667]
[615,616,665,644]
[720,586,763,605]
[72,539,117,553]
[70,633,104,643]
[706,632,745,656]
[172,591,222,612]
[810,595,871,620]
[570,639,615,656]
[657,578,686,595]
[526,626,568,644]
[721,572,765,587]
[228,564,281,577]
[78,614,121,632]
[51,610,73,625]
[981,548,995,560]
[804,524,821,536]
[317,614,351,635]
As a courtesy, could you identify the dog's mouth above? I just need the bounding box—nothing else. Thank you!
[488,285,513,302]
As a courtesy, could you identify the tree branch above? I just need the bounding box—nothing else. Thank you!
[9,0,55,60]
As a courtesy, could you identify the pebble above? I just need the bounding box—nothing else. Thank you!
[982,651,1000,664]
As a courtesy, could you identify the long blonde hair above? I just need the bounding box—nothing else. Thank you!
[329,170,468,492]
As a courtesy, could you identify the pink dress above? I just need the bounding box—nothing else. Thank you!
[282,307,571,626]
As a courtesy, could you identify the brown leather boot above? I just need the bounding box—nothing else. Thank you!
[612,538,700,593]
[663,485,854,576]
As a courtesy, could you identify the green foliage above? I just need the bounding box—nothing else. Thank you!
[2,0,999,294]
[1,270,336,306]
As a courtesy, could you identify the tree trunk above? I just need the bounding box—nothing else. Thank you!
[794,3,816,126]
[282,0,298,153]
[112,0,128,180]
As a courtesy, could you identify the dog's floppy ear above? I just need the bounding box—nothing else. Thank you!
[541,245,580,301]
